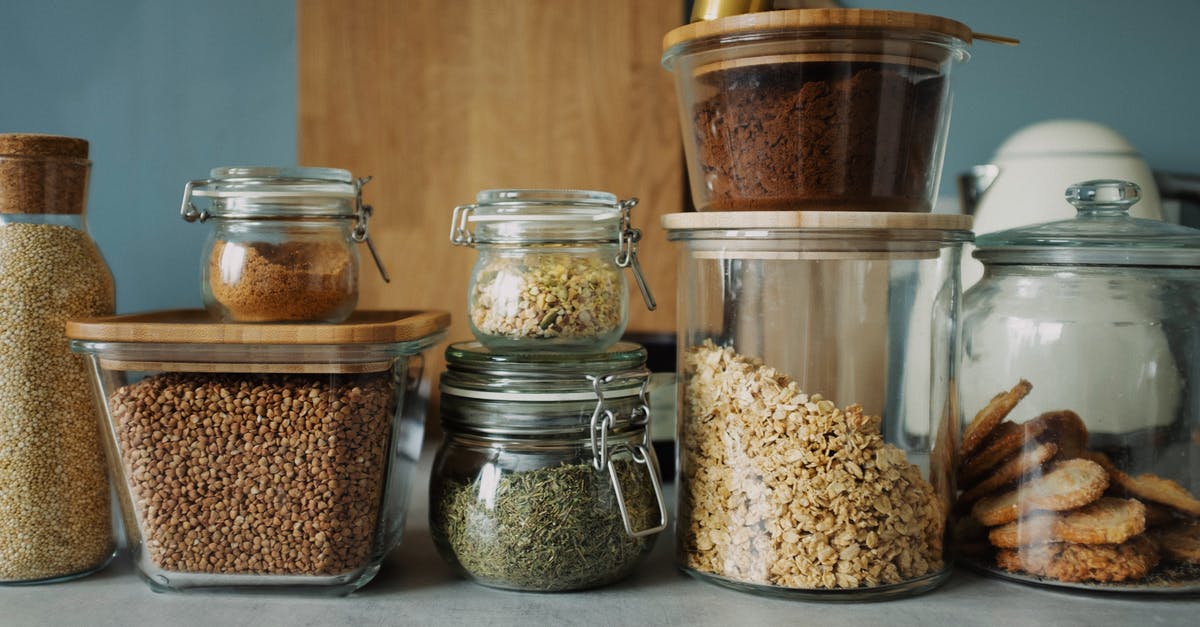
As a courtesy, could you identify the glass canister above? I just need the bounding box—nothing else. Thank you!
[664,210,971,600]
[181,166,391,323]
[958,180,1200,592]
[450,189,656,353]
[0,133,116,583]
[661,9,974,212]
[430,341,668,591]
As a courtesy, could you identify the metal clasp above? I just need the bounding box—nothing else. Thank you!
[180,179,211,223]
[449,204,476,246]
[354,176,391,284]
[616,198,656,311]
[587,370,668,538]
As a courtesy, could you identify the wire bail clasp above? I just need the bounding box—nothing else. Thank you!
[616,198,656,311]
[354,176,391,284]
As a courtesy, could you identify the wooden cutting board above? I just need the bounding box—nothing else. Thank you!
[298,1,685,374]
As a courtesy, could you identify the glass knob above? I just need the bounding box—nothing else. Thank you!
[1065,179,1141,216]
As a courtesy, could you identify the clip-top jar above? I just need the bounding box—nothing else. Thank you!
[181,167,390,323]
[430,341,668,591]
[0,134,116,583]
[450,189,656,353]
[958,180,1200,593]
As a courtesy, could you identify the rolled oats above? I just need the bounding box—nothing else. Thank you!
[679,341,944,589]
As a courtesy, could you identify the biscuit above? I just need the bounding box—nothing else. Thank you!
[1032,410,1088,460]
[958,441,1058,507]
[995,535,1159,583]
[1143,501,1180,529]
[988,497,1146,548]
[961,379,1032,458]
[1150,522,1200,564]
[973,458,1109,527]
[1085,451,1200,518]
[959,418,1054,488]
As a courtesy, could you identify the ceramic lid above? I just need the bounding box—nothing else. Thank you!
[974,180,1200,267]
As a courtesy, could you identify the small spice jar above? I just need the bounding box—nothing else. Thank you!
[430,341,668,591]
[0,133,116,584]
[450,189,655,353]
[957,180,1200,593]
[664,210,971,600]
[181,167,390,323]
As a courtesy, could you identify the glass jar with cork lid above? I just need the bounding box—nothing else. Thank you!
[429,341,669,591]
[450,189,656,353]
[181,167,390,323]
[0,133,116,583]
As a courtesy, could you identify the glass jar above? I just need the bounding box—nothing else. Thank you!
[181,166,390,323]
[958,180,1200,593]
[450,189,655,353]
[662,9,973,212]
[664,210,971,600]
[430,341,668,591]
[0,133,116,584]
[67,309,450,594]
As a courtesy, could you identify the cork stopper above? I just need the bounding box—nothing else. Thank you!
[0,133,91,215]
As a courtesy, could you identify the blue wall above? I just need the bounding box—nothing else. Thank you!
[3,1,1197,312]
[0,1,295,313]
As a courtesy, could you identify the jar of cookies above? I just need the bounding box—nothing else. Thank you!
[958,180,1200,592]
[181,167,390,323]
[664,210,971,600]
[450,189,655,353]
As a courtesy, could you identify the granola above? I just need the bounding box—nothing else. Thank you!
[679,341,944,590]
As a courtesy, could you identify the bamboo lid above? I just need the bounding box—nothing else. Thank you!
[664,9,975,53]
[66,309,452,345]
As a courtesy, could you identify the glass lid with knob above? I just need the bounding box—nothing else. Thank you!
[974,180,1200,267]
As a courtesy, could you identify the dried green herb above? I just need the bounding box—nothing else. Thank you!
[432,459,659,591]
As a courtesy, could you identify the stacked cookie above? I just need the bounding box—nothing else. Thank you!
[955,380,1200,584]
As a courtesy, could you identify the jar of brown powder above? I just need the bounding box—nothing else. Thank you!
[662,9,976,212]
[182,167,390,323]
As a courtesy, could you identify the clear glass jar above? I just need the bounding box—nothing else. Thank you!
[430,341,668,591]
[182,167,390,323]
[664,210,971,600]
[67,309,449,595]
[958,180,1200,593]
[450,189,655,353]
[0,134,116,584]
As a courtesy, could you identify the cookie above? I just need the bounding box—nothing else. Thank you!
[959,418,1055,488]
[1031,409,1088,460]
[961,379,1032,458]
[1143,501,1181,529]
[1086,451,1200,518]
[973,458,1109,527]
[995,535,1159,583]
[988,497,1146,548]
[1150,522,1200,564]
[958,441,1058,507]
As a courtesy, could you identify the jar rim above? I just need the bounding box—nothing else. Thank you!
[187,166,360,220]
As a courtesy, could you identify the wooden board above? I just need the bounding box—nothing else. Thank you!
[297,1,686,379]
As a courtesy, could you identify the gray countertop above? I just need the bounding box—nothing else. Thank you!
[4,450,1199,627]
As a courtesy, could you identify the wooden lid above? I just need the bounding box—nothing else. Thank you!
[662,211,972,232]
[0,133,89,160]
[664,9,974,53]
[66,309,452,345]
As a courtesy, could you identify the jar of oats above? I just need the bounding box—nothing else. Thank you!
[450,189,656,353]
[431,341,668,591]
[0,133,116,584]
[182,167,390,323]
[664,210,971,600]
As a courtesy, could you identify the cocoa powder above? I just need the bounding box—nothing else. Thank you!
[691,62,945,211]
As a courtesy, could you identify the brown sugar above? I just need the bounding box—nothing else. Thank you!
[691,62,945,212]
[208,239,356,322]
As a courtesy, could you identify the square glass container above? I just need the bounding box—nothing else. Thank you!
[662,9,972,212]
[66,310,449,595]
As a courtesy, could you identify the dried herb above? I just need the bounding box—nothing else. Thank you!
[432,459,658,591]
